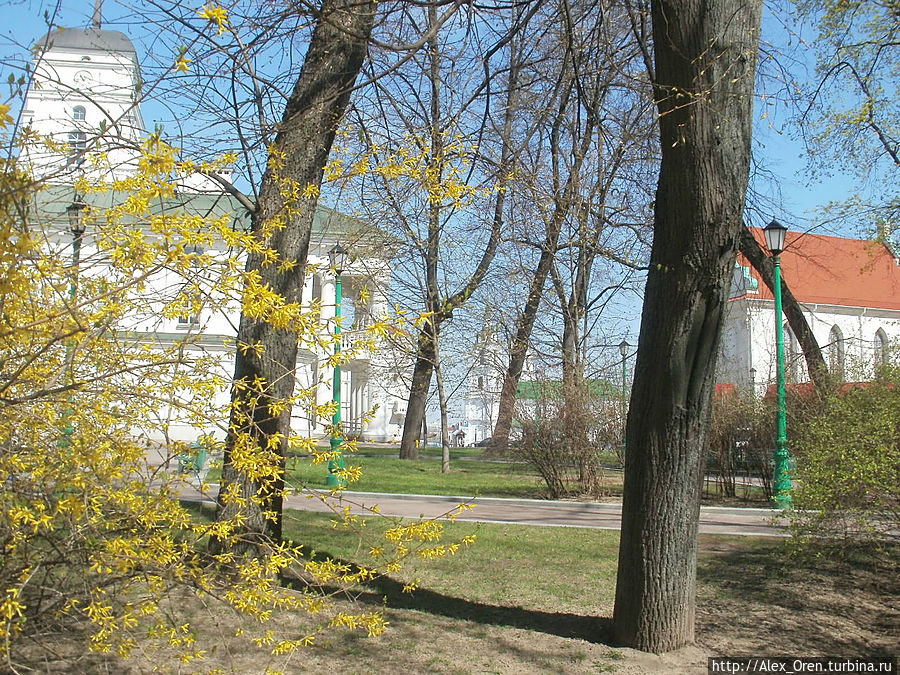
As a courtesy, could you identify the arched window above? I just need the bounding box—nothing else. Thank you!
[828,325,845,380]
[874,328,888,370]
[784,323,799,383]
[72,106,86,121]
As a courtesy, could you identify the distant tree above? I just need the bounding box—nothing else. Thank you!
[340,5,531,461]
[612,0,764,652]
[490,0,652,453]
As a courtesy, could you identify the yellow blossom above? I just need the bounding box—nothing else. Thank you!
[198,3,229,34]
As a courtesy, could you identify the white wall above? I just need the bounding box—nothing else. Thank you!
[719,297,900,395]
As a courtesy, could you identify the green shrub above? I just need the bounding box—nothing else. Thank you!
[789,364,900,551]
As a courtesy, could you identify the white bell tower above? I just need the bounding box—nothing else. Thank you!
[21,5,144,183]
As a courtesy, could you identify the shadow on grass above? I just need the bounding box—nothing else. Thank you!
[697,539,899,655]
[284,548,615,646]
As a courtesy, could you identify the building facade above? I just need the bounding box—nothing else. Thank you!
[23,24,408,443]
[719,228,900,394]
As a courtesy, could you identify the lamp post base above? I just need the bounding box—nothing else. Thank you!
[772,442,792,509]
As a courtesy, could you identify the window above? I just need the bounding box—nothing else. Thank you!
[784,323,799,383]
[177,312,199,327]
[72,106,86,121]
[828,325,845,380]
[874,328,888,371]
[177,247,204,327]
[67,130,87,165]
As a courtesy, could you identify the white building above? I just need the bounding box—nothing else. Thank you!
[22,24,408,442]
[719,227,900,394]
[461,330,540,445]
[22,26,144,183]
[462,337,507,444]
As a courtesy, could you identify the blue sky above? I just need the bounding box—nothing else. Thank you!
[3,0,868,242]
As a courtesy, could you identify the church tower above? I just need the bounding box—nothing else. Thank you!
[21,8,144,182]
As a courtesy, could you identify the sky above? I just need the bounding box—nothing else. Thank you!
[2,0,870,235]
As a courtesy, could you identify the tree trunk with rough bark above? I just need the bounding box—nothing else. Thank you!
[612,0,763,652]
[211,0,376,554]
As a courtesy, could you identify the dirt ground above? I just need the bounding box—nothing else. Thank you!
[12,537,896,675]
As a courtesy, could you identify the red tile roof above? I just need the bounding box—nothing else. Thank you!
[736,228,900,311]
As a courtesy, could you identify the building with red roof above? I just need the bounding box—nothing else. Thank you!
[718,228,900,393]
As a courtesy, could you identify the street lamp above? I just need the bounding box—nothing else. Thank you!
[66,196,87,296]
[59,195,86,451]
[326,244,349,488]
[618,340,629,456]
[763,219,791,508]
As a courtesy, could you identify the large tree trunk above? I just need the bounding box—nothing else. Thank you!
[612,0,763,652]
[738,226,831,394]
[211,0,376,554]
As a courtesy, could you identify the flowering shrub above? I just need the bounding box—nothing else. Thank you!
[0,130,470,671]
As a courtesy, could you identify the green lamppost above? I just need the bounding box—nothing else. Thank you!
[325,243,349,488]
[59,196,86,451]
[764,219,791,508]
[618,340,629,452]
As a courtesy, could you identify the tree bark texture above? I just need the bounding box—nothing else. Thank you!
[212,0,376,553]
[612,0,763,652]
[738,226,830,395]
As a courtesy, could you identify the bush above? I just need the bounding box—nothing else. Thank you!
[706,392,773,501]
[514,380,621,498]
[0,140,462,671]
[788,364,900,550]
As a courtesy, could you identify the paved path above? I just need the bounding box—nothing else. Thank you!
[183,485,787,538]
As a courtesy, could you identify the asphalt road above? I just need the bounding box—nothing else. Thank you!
[183,484,787,538]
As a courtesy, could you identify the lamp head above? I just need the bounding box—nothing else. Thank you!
[328,243,349,274]
[763,219,788,256]
[67,196,87,236]
[618,340,629,357]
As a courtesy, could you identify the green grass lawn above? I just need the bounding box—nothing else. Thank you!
[351,444,488,459]
[207,446,768,504]
[281,508,623,612]
[286,453,552,498]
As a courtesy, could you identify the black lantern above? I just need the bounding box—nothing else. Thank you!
[328,243,349,274]
[763,219,788,256]
[66,196,87,236]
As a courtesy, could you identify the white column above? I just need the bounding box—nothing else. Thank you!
[316,277,337,429]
